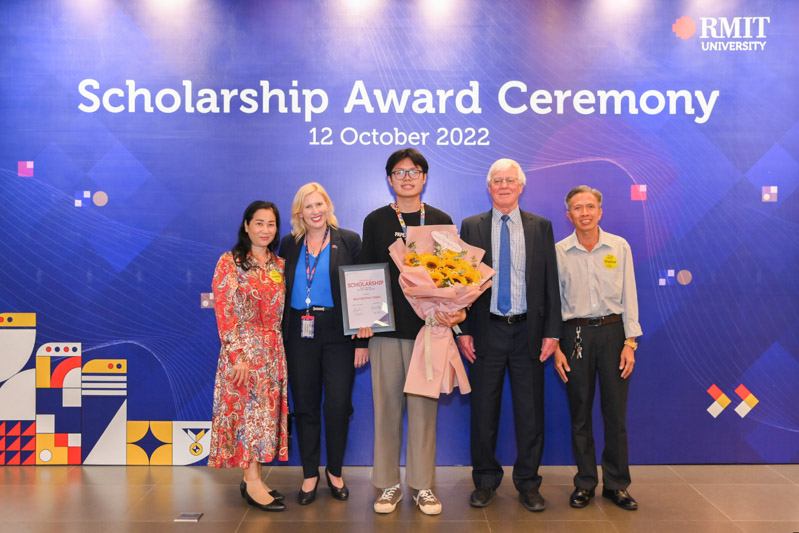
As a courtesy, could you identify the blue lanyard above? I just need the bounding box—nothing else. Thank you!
[303,226,329,310]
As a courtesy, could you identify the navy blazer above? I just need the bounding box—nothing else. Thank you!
[459,209,562,354]
[278,227,362,341]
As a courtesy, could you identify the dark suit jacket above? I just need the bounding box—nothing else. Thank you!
[278,227,362,341]
[460,209,562,354]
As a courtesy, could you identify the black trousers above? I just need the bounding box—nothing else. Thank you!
[470,319,545,491]
[559,321,630,490]
[284,308,355,479]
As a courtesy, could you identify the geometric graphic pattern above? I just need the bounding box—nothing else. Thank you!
[658,269,676,286]
[17,161,34,178]
[706,384,732,418]
[200,292,215,309]
[0,314,210,465]
[1,1,798,467]
[74,190,92,207]
[81,359,127,465]
[0,421,36,465]
[761,186,777,202]
[127,421,172,465]
[172,422,211,466]
[672,16,696,40]
[733,384,759,418]
[676,270,693,285]
[631,184,647,201]
[0,312,37,459]
[35,343,82,465]
[707,384,759,419]
[73,190,109,207]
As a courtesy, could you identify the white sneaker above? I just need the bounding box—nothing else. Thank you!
[374,484,402,513]
[414,488,442,515]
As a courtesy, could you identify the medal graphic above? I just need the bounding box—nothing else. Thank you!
[188,428,206,456]
[172,422,211,464]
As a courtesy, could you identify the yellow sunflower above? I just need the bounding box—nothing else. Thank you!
[404,253,420,267]
[462,268,481,286]
[429,270,445,286]
[448,272,466,285]
[419,253,441,271]
[453,256,471,269]
[436,268,453,287]
[441,258,459,270]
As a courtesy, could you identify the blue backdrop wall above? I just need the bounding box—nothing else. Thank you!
[1,0,797,467]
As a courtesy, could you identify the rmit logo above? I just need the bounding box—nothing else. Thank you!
[672,16,770,40]
[700,16,770,38]
[672,16,696,39]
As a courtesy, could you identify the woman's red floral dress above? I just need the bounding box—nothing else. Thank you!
[208,251,289,468]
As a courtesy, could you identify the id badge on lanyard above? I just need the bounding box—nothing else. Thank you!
[301,226,329,340]
[301,314,315,338]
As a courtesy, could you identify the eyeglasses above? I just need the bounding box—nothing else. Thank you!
[391,169,424,180]
[490,177,518,186]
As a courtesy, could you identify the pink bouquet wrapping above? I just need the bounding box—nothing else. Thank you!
[388,224,494,398]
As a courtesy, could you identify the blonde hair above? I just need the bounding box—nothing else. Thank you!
[290,182,339,240]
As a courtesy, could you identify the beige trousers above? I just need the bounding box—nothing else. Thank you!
[369,336,438,490]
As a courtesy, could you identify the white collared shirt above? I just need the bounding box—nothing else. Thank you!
[490,207,526,315]
[555,227,642,338]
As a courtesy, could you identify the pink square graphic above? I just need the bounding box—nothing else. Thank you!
[18,161,34,177]
[631,184,646,201]
[761,186,777,202]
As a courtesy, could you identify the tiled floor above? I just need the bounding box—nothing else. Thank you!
[0,465,798,532]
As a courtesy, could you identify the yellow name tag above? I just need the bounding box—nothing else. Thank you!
[603,255,618,269]
[269,270,283,283]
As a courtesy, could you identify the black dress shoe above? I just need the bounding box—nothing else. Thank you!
[325,467,349,501]
[569,487,595,508]
[240,480,284,502]
[243,484,286,512]
[602,488,638,510]
[519,489,546,512]
[298,476,319,505]
[469,487,496,508]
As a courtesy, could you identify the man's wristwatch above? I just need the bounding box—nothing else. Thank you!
[623,339,638,350]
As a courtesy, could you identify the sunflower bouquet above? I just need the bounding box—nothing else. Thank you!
[388,225,494,399]
[404,245,483,288]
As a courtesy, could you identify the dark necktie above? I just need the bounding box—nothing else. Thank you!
[498,214,511,314]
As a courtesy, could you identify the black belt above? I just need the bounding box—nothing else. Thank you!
[564,314,621,327]
[293,306,332,313]
[490,313,527,325]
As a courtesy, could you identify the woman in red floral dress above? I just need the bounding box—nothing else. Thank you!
[208,200,288,512]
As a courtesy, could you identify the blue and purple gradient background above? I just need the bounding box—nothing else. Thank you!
[1,0,797,465]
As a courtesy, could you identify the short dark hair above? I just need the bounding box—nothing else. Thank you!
[385,148,428,176]
[564,186,603,209]
[231,200,281,269]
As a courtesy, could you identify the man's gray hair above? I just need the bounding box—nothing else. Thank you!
[486,158,527,186]
[564,185,603,209]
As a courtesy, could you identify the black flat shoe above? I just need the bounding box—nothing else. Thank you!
[244,484,286,512]
[325,467,349,501]
[602,488,638,511]
[298,476,319,505]
[241,480,284,502]
[569,487,595,508]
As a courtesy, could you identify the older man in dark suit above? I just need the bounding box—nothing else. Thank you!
[457,158,561,512]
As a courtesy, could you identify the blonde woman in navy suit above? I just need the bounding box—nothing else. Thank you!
[279,182,362,505]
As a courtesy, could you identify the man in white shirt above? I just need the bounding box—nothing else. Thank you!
[553,185,642,511]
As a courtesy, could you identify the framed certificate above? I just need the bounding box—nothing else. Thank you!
[338,263,396,335]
